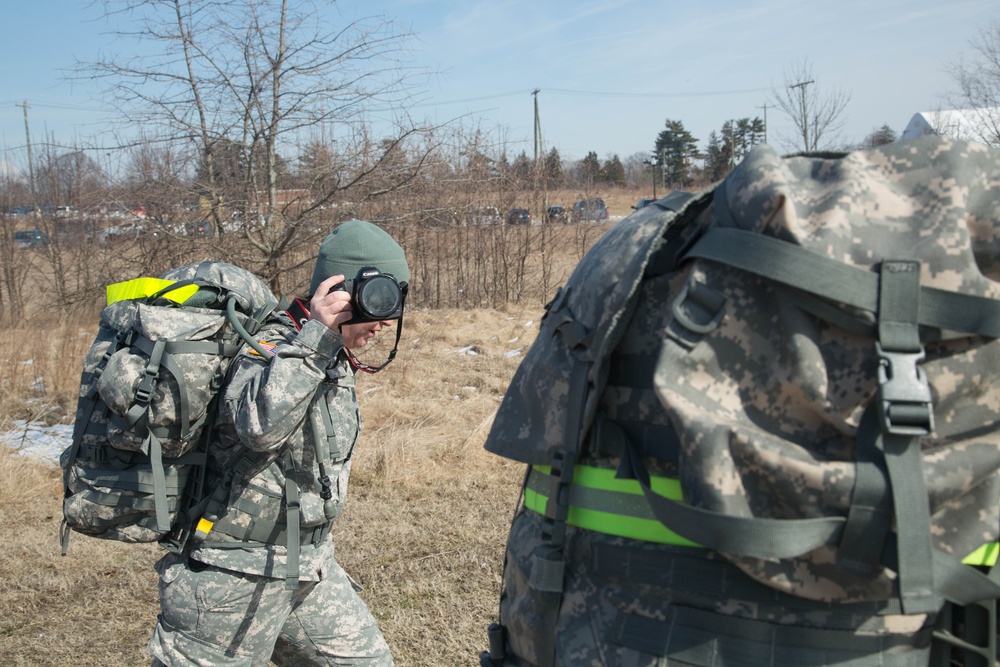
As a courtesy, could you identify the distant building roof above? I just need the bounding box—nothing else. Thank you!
[899,108,1000,145]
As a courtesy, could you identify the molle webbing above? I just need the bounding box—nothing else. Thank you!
[526,465,695,547]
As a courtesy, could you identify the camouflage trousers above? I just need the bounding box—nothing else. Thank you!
[148,551,393,667]
[497,508,936,667]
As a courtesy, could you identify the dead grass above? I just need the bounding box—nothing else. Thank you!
[0,306,538,667]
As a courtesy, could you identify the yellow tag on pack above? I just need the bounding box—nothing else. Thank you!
[106,278,199,306]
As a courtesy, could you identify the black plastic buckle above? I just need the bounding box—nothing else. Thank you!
[542,452,574,547]
[876,342,934,436]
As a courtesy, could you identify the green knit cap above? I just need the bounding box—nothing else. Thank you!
[309,219,409,295]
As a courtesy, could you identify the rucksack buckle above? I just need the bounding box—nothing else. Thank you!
[876,343,934,436]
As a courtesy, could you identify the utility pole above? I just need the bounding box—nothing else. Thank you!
[532,89,545,220]
[789,80,814,151]
[728,121,735,170]
[756,103,769,144]
[18,100,38,213]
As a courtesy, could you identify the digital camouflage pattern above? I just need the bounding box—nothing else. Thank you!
[62,261,279,543]
[486,137,1000,665]
[148,313,392,665]
[656,137,1000,601]
[97,261,280,457]
[499,511,933,667]
[190,316,361,579]
[148,549,392,667]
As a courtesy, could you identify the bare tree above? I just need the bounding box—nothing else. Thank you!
[770,60,851,152]
[948,19,1000,146]
[82,0,433,293]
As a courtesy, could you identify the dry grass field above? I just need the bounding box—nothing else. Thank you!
[0,305,544,666]
[0,194,663,665]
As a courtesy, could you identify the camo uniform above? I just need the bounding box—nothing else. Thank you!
[483,138,1000,666]
[146,313,392,666]
[147,314,392,667]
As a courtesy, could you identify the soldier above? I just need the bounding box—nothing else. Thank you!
[481,138,1000,666]
[148,219,409,667]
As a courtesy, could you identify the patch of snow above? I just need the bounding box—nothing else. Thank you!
[1,420,72,464]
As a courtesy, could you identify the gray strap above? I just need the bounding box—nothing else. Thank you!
[836,404,892,578]
[875,260,937,614]
[282,450,301,590]
[143,433,172,532]
[620,437,846,559]
[125,338,167,431]
[685,228,1000,338]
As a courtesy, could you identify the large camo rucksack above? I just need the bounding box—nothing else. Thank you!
[484,137,1000,664]
[60,261,278,552]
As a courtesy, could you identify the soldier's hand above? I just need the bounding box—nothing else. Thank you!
[309,274,353,331]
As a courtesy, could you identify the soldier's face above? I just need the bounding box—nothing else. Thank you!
[341,319,394,351]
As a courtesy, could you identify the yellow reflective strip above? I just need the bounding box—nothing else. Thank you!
[106,278,199,305]
[962,542,999,566]
[525,465,700,546]
[194,517,214,540]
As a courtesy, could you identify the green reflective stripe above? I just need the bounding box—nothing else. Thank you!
[525,465,701,547]
[962,542,999,566]
[527,465,999,561]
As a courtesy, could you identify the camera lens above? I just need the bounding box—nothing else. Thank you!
[356,275,401,319]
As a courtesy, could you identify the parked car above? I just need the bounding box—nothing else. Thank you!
[14,229,49,248]
[631,197,657,211]
[546,205,568,223]
[467,206,501,226]
[571,197,609,222]
[98,222,159,244]
[506,207,531,225]
[179,220,214,238]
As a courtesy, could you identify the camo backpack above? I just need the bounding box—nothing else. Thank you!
[60,261,278,552]
[483,137,1000,666]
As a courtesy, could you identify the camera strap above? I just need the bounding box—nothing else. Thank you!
[347,316,402,374]
[285,297,403,374]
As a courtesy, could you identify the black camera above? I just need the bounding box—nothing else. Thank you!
[335,266,406,325]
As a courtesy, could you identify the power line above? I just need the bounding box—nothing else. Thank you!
[417,84,772,109]
[2,99,106,113]
[545,86,771,99]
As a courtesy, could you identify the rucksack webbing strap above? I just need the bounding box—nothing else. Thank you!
[610,602,929,666]
[200,519,329,547]
[78,489,184,513]
[282,449,301,590]
[527,463,1000,605]
[835,403,892,579]
[125,334,244,437]
[874,259,937,614]
[525,465,696,547]
[620,433,1000,607]
[527,464,999,567]
[588,541,907,616]
[684,227,1000,339]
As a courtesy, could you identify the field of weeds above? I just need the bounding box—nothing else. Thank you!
[0,305,542,666]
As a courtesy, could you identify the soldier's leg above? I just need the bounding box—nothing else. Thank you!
[271,557,393,667]
[147,552,298,667]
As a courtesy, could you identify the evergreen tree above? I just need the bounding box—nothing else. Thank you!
[862,125,897,147]
[654,120,699,187]
[512,151,533,182]
[543,147,564,188]
[600,154,626,186]
[703,131,729,183]
[578,151,602,186]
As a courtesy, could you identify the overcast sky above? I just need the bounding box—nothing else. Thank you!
[1,0,996,169]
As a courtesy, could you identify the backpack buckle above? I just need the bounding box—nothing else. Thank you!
[876,342,934,436]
